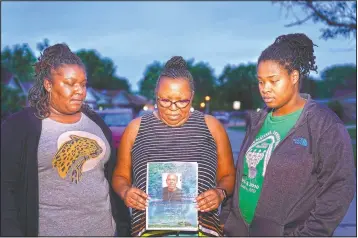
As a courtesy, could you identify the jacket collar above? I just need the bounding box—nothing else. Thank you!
[248,93,316,130]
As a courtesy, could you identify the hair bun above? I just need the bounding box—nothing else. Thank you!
[164,56,187,70]
[274,33,316,49]
[42,43,72,58]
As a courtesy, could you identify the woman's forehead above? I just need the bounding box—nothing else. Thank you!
[52,64,84,74]
[51,65,86,80]
[257,60,286,77]
[157,78,192,95]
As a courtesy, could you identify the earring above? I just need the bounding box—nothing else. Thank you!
[154,104,157,109]
[190,107,194,112]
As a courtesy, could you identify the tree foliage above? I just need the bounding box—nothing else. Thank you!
[138,61,163,100]
[1,85,26,120]
[36,38,50,53]
[320,64,356,97]
[273,1,357,40]
[187,59,217,109]
[218,63,263,110]
[328,100,345,120]
[1,43,36,82]
[76,49,130,91]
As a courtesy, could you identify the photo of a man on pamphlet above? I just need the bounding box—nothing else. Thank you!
[146,162,198,231]
[162,173,182,201]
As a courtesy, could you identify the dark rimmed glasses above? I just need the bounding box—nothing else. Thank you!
[157,96,191,109]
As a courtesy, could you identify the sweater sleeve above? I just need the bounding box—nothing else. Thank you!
[290,123,356,236]
[1,119,25,236]
[108,145,131,237]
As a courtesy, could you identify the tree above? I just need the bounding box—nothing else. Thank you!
[36,38,50,53]
[300,76,318,98]
[320,64,357,97]
[328,100,344,120]
[273,1,357,40]
[138,61,163,100]
[1,85,26,121]
[76,49,130,91]
[1,43,36,82]
[218,63,263,111]
[186,59,217,110]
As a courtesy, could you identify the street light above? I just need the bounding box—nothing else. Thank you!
[200,102,206,108]
[233,101,241,110]
[204,96,211,114]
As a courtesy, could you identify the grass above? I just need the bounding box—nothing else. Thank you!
[227,125,246,131]
[346,120,357,126]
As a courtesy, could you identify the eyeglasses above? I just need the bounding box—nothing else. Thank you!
[157,97,191,109]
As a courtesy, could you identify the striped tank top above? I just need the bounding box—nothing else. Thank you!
[131,110,223,237]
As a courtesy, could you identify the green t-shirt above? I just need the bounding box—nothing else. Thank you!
[239,108,303,224]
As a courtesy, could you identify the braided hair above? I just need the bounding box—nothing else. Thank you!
[28,43,89,119]
[155,56,195,93]
[258,33,318,85]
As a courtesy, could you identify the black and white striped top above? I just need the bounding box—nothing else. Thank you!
[130,110,223,236]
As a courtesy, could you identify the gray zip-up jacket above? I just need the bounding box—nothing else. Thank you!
[221,94,355,236]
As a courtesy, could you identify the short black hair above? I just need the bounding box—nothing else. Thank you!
[258,33,318,83]
[28,43,88,119]
[155,56,195,93]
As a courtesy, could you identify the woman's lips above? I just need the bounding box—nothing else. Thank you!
[70,99,83,104]
[166,114,180,120]
[263,97,274,103]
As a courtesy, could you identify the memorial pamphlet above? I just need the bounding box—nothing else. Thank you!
[146,161,198,231]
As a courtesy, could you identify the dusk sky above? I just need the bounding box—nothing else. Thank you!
[2,1,356,91]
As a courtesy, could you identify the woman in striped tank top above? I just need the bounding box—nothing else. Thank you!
[112,56,235,237]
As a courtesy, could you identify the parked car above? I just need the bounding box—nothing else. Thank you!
[212,111,230,124]
[136,109,154,118]
[96,108,134,148]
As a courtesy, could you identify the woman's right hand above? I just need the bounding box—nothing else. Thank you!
[123,187,150,211]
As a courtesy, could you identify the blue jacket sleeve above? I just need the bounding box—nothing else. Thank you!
[290,123,356,236]
[1,119,25,236]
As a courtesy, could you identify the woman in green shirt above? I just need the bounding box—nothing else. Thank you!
[221,33,355,236]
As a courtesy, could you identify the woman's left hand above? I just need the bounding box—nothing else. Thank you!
[195,188,223,212]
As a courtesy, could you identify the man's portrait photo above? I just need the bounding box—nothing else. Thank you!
[162,173,183,201]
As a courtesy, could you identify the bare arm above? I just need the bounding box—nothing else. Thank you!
[205,115,236,196]
[112,117,149,210]
[196,115,236,212]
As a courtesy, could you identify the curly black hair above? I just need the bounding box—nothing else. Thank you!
[155,56,195,93]
[258,33,318,84]
[28,43,89,119]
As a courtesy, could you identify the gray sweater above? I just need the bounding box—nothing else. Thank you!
[221,94,356,236]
